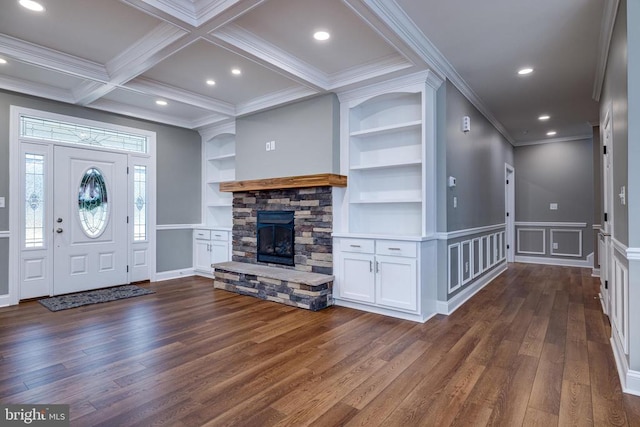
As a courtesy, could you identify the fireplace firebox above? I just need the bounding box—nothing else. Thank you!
[256,211,295,266]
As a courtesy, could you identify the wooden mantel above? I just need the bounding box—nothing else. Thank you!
[219,173,347,192]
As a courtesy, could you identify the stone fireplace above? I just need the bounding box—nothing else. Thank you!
[213,174,346,311]
[232,186,334,274]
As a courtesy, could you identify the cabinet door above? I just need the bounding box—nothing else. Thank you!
[376,255,417,311]
[338,252,375,303]
[194,240,212,272]
[211,240,229,264]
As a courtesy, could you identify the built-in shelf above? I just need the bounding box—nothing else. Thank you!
[208,201,233,207]
[350,120,422,137]
[208,153,236,161]
[203,130,235,228]
[351,198,422,204]
[350,159,421,171]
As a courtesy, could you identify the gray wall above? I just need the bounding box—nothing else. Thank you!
[444,81,514,231]
[439,81,514,301]
[600,0,628,246]
[0,89,201,291]
[514,139,594,259]
[235,94,339,180]
[157,229,193,272]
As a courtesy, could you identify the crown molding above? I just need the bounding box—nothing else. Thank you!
[360,0,515,145]
[235,86,319,116]
[189,112,232,129]
[514,134,593,147]
[0,34,109,82]
[88,98,198,129]
[126,77,236,116]
[328,53,413,90]
[210,25,328,90]
[73,81,117,105]
[592,0,620,101]
[197,119,236,139]
[337,70,440,103]
[0,74,75,104]
[141,0,199,26]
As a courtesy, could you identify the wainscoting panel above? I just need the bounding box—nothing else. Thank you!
[550,229,582,257]
[517,228,546,255]
[448,243,461,293]
[472,238,482,278]
[612,254,629,354]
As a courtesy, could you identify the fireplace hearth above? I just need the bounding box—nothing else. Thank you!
[256,211,295,266]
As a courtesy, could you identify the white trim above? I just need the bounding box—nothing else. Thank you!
[337,70,442,103]
[515,221,587,228]
[0,231,9,238]
[592,268,601,277]
[155,267,195,282]
[627,247,640,261]
[611,335,640,396]
[156,224,197,231]
[472,237,483,278]
[612,237,628,257]
[437,261,507,315]
[440,223,505,240]
[0,295,11,308]
[515,255,593,268]
[461,240,472,285]
[335,298,436,323]
[448,243,461,293]
[505,163,515,263]
[593,0,620,101]
[517,228,546,255]
[513,134,593,147]
[235,86,319,117]
[550,229,583,258]
[593,224,602,230]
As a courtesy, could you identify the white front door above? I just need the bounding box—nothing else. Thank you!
[53,146,129,294]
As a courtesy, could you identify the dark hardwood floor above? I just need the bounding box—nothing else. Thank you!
[1,263,639,426]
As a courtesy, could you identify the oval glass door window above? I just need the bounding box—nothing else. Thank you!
[78,167,109,237]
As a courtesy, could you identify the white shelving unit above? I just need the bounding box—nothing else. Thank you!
[334,71,443,322]
[203,131,235,228]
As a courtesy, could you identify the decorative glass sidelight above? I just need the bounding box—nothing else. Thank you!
[133,165,146,241]
[24,153,45,248]
[78,168,109,237]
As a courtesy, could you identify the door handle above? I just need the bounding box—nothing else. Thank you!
[56,228,63,233]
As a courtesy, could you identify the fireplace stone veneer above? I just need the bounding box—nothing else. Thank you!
[231,186,334,275]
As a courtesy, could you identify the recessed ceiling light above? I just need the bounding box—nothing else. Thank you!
[155,100,168,106]
[518,67,534,75]
[538,115,550,121]
[313,31,330,41]
[231,68,241,76]
[19,0,45,12]
[0,58,7,65]
[546,131,557,136]
[206,79,216,86]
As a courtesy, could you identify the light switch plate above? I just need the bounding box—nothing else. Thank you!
[550,203,558,210]
[0,197,5,208]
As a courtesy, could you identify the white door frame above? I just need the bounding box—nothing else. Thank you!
[505,163,516,262]
[601,105,614,314]
[8,106,157,305]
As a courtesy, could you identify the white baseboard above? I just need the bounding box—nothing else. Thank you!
[592,268,601,277]
[611,335,640,396]
[437,261,508,315]
[155,268,195,282]
[0,294,12,307]
[333,299,436,323]
[515,254,593,268]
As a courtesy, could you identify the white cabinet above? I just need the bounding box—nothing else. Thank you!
[336,237,419,315]
[194,229,230,275]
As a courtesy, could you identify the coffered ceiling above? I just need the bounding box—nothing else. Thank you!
[0,0,611,144]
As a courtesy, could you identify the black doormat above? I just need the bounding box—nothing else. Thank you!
[38,285,155,312]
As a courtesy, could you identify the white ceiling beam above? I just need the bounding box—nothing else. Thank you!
[0,74,75,104]
[0,34,109,82]
[235,86,320,116]
[210,25,328,91]
[327,53,413,90]
[126,77,236,116]
[592,0,620,102]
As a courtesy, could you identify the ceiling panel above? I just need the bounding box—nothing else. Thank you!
[0,0,161,63]
[141,39,300,105]
[233,0,401,75]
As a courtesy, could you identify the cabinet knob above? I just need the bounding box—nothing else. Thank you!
[369,260,373,272]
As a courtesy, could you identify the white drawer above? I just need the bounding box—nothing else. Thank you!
[339,238,374,253]
[210,231,228,241]
[194,229,211,240]
[376,240,417,258]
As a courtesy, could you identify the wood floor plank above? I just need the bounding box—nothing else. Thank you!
[1,264,639,426]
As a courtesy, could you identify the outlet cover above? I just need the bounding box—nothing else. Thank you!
[550,203,558,210]
[553,242,558,249]
[0,197,4,208]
